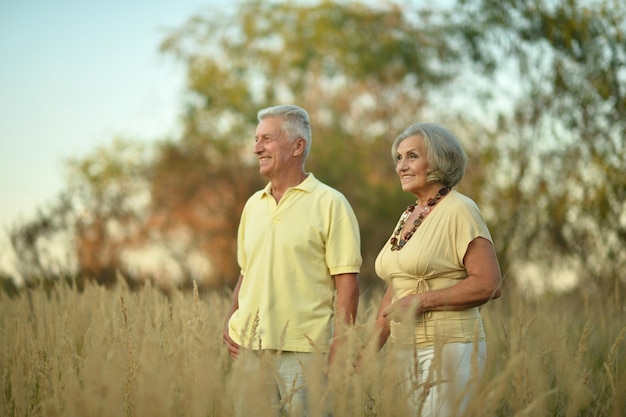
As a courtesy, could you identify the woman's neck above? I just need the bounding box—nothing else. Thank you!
[414,183,447,205]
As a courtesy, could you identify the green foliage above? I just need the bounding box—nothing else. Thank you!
[5,0,625,297]
[63,139,154,285]
[455,0,626,293]
[157,0,475,287]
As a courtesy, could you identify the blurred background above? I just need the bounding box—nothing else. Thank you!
[0,0,222,282]
[1,0,624,301]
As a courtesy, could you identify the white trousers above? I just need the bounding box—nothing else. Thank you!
[231,350,329,417]
[391,341,486,417]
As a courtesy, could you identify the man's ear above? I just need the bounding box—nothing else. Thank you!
[293,138,306,156]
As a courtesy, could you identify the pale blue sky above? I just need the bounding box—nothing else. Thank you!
[0,0,228,244]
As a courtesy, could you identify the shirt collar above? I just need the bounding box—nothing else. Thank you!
[261,173,317,198]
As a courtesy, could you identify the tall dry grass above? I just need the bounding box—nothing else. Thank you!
[1,280,624,417]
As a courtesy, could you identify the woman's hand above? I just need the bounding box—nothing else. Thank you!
[382,294,423,322]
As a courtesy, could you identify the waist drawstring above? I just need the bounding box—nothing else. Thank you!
[415,277,432,336]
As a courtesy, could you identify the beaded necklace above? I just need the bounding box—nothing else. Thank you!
[390,187,451,251]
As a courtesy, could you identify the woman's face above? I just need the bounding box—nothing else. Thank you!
[395,135,430,194]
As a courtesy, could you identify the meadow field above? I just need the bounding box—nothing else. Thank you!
[1,280,624,417]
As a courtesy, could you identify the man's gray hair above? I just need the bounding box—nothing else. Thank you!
[258,105,312,158]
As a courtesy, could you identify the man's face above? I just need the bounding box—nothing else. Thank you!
[254,117,299,178]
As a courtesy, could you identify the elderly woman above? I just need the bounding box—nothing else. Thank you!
[365,123,502,417]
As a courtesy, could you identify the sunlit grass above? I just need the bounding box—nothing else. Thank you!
[1,280,624,416]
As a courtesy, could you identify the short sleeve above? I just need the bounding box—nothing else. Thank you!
[324,194,362,276]
[451,199,492,266]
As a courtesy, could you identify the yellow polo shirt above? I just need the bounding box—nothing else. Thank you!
[375,190,492,348]
[228,174,362,352]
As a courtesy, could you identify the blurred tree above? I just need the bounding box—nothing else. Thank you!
[8,193,76,286]
[65,138,153,287]
[157,0,478,289]
[9,0,623,298]
[3,0,501,291]
[146,137,264,288]
[456,0,626,295]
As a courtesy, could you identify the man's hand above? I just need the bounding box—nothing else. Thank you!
[223,326,241,360]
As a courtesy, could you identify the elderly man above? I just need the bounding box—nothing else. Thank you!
[223,104,362,417]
